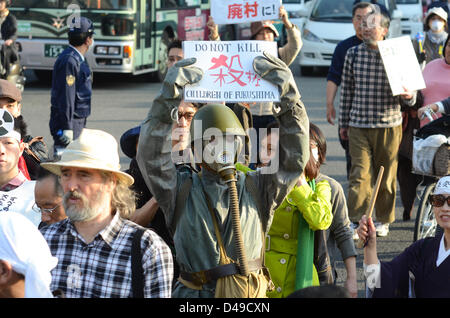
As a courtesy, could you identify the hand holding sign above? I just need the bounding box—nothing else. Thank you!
[253,51,299,114]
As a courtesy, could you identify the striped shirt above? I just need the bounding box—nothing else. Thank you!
[338,42,415,129]
[40,212,174,298]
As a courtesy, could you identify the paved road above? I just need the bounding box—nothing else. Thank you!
[21,67,421,298]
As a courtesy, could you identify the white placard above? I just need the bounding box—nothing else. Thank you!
[183,40,280,103]
[378,36,426,96]
[211,0,281,25]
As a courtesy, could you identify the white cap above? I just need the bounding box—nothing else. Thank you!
[426,7,448,24]
[434,176,450,195]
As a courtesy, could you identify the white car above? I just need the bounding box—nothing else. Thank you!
[283,0,314,29]
[297,0,403,75]
[396,0,424,39]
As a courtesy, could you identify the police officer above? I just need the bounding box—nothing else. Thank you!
[49,17,94,158]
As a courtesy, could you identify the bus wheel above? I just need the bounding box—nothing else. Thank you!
[157,30,173,82]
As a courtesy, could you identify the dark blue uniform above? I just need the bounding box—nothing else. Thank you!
[49,46,92,148]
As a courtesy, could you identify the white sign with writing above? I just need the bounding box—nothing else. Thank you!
[211,0,281,25]
[378,36,426,96]
[183,40,280,103]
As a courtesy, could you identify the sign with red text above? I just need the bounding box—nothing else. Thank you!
[183,41,280,103]
[211,0,281,25]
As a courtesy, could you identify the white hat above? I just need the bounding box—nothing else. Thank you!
[433,175,450,195]
[41,129,134,186]
[0,109,21,142]
[425,7,448,24]
[0,212,58,298]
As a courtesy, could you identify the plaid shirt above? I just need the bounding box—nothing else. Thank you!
[40,212,173,298]
[339,43,415,129]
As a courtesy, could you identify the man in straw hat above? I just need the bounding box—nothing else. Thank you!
[40,129,174,298]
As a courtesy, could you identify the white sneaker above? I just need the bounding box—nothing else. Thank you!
[375,223,389,237]
[350,222,359,240]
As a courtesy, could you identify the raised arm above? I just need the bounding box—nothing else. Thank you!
[136,59,203,221]
[252,52,310,231]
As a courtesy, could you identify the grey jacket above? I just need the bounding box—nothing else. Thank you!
[136,56,310,297]
[316,174,357,266]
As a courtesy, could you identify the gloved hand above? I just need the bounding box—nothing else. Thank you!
[253,51,300,114]
[153,58,203,123]
[58,129,73,146]
[161,57,203,103]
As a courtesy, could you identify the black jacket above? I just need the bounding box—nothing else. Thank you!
[1,13,17,42]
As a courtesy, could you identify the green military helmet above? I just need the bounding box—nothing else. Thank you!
[189,103,246,142]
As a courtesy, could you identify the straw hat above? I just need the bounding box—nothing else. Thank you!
[41,129,134,186]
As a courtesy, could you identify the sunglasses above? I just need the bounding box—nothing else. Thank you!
[429,194,450,207]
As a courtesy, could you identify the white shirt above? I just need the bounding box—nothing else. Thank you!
[69,45,85,61]
[0,181,40,227]
[436,234,450,266]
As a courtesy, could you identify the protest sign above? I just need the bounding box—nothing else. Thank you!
[378,35,426,96]
[183,40,280,103]
[211,0,281,25]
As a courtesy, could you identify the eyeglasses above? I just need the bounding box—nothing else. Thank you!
[32,202,62,214]
[177,112,195,123]
[429,195,450,207]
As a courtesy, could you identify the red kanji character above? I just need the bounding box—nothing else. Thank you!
[244,1,258,18]
[252,74,261,87]
[211,68,228,87]
[228,55,246,87]
[228,4,243,19]
[245,71,255,83]
[209,54,229,70]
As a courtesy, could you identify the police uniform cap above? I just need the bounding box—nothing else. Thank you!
[68,17,95,34]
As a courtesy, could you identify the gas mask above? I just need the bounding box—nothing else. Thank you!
[202,134,243,177]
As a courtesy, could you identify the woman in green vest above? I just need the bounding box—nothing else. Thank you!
[264,122,333,298]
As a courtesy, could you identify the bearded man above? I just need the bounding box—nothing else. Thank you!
[40,129,174,298]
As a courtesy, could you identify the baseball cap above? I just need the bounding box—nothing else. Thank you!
[68,16,95,34]
[250,21,279,39]
[0,79,22,102]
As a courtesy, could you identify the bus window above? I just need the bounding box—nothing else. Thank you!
[11,0,59,8]
[161,0,178,8]
[101,15,133,35]
[61,0,133,10]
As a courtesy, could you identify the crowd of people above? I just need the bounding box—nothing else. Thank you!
[0,0,449,299]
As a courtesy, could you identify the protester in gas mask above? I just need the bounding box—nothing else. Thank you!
[136,53,310,298]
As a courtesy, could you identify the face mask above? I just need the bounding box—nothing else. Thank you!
[311,147,319,163]
[430,20,445,32]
